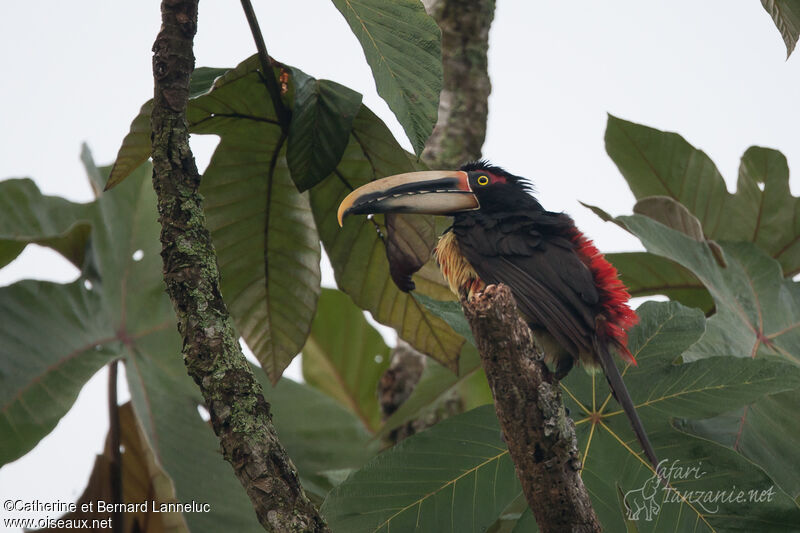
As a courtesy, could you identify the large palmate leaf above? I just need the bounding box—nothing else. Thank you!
[311,106,464,370]
[302,288,391,432]
[0,178,92,269]
[561,301,800,531]
[330,0,442,156]
[321,405,521,533]
[83,155,265,532]
[605,252,712,311]
[407,297,800,530]
[606,116,800,276]
[267,376,381,500]
[761,0,800,57]
[288,70,362,191]
[0,154,265,531]
[619,214,800,498]
[0,280,118,464]
[620,216,800,363]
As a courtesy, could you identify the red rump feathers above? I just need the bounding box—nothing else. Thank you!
[569,229,639,365]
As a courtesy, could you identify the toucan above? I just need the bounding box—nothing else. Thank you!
[337,161,658,470]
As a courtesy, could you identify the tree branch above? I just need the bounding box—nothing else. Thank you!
[149,1,328,531]
[461,284,601,533]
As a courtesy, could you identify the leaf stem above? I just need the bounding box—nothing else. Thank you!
[108,360,122,533]
[239,0,291,131]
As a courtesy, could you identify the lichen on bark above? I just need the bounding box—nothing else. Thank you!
[149,0,329,531]
[462,284,601,533]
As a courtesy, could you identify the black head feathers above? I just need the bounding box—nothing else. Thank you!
[460,160,535,194]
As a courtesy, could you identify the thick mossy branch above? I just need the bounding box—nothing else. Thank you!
[461,285,601,533]
[149,1,328,531]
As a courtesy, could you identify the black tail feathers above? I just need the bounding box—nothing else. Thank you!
[593,336,659,472]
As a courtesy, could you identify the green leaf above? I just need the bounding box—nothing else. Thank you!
[311,106,464,370]
[321,405,521,533]
[605,252,712,312]
[761,0,800,57]
[268,376,381,499]
[105,100,153,191]
[0,150,265,530]
[0,280,117,464]
[93,159,264,532]
[105,67,229,190]
[302,288,391,432]
[189,57,322,384]
[633,196,705,241]
[413,292,475,345]
[677,390,800,498]
[288,70,362,191]
[619,214,800,498]
[0,178,92,268]
[606,116,800,277]
[619,216,800,363]
[330,0,442,155]
[562,301,800,531]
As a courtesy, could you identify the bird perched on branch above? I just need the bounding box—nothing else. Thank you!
[337,161,658,470]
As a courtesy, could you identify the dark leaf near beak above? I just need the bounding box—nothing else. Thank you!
[384,213,435,292]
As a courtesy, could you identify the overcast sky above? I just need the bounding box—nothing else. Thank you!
[1,1,797,526]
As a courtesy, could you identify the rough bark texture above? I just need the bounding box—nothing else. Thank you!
[462,285,601,533]
[421,0,495,168]
[149,1,328,531]
[379,340,463,444]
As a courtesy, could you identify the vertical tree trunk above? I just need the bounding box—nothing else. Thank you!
[421,0,495,168]
[149,1,328,531]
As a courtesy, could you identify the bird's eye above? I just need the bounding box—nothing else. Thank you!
[477,175,489,186]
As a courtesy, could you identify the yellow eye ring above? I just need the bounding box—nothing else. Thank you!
[477,175,489,186]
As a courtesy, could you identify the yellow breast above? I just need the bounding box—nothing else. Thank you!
[434,232,484,299]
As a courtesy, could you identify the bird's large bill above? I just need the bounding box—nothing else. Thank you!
[337,170,479,226]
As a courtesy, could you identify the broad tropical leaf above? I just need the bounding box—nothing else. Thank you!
[0,178,92,268]
[185,57,322,383]
[377,343,491,438]
[268,376,381,499]
[321,405,521,533]
[288,70,362,191]
[302,288,391,432]
[605,252,712,311]
[761,0,800,57]
[561,301,800,531]
[0,154,265,531]
[0,280,117,465]
[619,214,800,498]
[111,55,450,379]
[330,0,442,155]
[620,216,800,363]
[606,116,800,276]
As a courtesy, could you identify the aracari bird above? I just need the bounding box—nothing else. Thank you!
[337,161,657,469]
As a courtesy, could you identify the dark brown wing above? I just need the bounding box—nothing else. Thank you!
[453,212,599,358]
